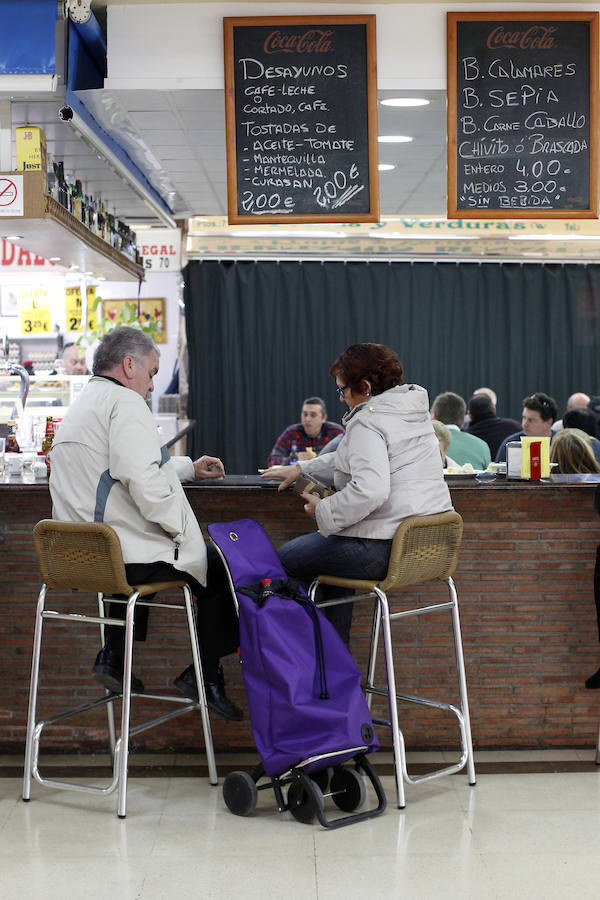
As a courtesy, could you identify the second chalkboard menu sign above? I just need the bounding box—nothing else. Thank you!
[224,16,379,224]
[447,12,599,218]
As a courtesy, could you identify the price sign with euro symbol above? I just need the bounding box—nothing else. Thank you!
[19,287,51,335]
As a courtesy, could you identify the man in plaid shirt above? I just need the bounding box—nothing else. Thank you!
[267,396,344,466]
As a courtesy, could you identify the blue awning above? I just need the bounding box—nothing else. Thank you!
[0,0,57,75]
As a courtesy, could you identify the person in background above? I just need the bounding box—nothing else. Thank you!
[56,342,89,375]
[465,393,520,459]
[562,409,600,462]
[550,429,600,475]
[431,391,491,469]
[262,343,452,644]
[267,396,344,466]
[432,420,458,468]
[49,326,242,721]
[553,392,591,432]
[495,392,558,463]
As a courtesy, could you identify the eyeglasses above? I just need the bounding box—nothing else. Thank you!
[336,384,349,399]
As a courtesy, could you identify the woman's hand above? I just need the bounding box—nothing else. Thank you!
[301,490,320,520]
[260,463,301,491]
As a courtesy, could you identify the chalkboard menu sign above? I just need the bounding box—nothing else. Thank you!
[447,12,599,218]
[224,16,379,224]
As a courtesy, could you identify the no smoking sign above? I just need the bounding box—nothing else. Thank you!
[0,176,23,216]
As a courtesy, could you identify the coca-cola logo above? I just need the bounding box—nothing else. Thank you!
[263,29,333,54]
[486,25,557,50]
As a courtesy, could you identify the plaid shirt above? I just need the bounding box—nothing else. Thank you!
[267,421,345,466]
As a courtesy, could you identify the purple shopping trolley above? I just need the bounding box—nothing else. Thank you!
[208,519,386,829]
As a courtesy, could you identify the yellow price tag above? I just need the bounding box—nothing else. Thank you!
[19,287,51,335]
[65,285,96,332]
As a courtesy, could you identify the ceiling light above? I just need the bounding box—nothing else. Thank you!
[378,135,413,143]
[380,98,430,107]
[48,257,62,262]
[4,235,22,241]
[378,164,396,171]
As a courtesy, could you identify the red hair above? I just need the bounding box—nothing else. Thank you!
[329,343,404,396]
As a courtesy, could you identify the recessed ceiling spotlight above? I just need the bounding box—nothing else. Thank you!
[48,257,62,262]
[380,98,430,107]
[378,164,396,171]
[5,235,22,241]
[378,135,413,143]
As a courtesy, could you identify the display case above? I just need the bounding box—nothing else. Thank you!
[0,372,90,417]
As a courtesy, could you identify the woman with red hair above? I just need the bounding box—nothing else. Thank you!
[263,342,452,643]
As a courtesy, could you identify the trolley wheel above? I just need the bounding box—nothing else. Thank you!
[330,767,366,813]
[223,771,258,817]
[310,767,333,793]
[287,778,324,825]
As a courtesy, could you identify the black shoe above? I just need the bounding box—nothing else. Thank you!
[585,666,600,689]
[174,664,243,722]
[92,647,144,694]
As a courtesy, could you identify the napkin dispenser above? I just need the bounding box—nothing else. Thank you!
[507,437,550,479]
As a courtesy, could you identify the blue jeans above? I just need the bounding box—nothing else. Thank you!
[277,532,392,644]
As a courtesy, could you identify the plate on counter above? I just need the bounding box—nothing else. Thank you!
[443,468,484,478]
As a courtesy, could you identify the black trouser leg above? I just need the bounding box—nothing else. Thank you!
[102,544,239,680]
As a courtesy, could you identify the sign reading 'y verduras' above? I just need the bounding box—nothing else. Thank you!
[224,16,379,224]
[447,12,599,219]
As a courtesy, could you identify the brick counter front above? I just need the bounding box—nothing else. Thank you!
[1,479,599,753]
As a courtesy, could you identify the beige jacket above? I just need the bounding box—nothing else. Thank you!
[299,384,452,539]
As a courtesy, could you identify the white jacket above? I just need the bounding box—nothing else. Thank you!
[49,377,207,585]
[299,384,452,539]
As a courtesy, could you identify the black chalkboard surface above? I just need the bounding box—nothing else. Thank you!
[224,16,379,224]
[447,12,599,218]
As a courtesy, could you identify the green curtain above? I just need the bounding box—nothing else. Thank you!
[184,260,600,474]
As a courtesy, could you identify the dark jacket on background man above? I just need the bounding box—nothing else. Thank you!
[465,394,520,459]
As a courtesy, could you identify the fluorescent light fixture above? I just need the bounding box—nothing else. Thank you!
[508,233,600,241]
[374,232,481,240]
[380,98,430,107]
[63,108,177,229]
[0,74,57,93]
[378,135,413,143]
[378,164,396,171]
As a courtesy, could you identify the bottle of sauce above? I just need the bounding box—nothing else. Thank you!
[41,416,54,471]
[6,421,19,453]
[288,443,299,464]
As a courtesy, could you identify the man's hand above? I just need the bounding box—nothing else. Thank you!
[260,463,301,491]
[193,455,225,480]
[301,490,320,520]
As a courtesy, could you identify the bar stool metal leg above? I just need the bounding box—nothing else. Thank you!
[184,584,218,785]
[448,576,476,786]
[375,586,407,809]
[23,585,46,802]
[117,592,138,818]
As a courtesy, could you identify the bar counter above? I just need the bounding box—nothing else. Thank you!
[1,475,599,754]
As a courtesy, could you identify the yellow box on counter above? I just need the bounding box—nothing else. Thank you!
[15,126,47,186]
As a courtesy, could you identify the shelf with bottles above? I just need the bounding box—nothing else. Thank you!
[0,172,144,282]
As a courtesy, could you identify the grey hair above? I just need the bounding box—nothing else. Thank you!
[93,326,158,375]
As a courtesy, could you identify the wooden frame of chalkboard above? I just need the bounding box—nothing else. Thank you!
[224,15,379,224]
[447,11,599,219]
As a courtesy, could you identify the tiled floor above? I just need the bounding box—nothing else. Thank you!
[2,751,600,900]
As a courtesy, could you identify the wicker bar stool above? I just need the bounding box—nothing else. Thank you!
[23,520,217,818]
[309,510,475,809]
